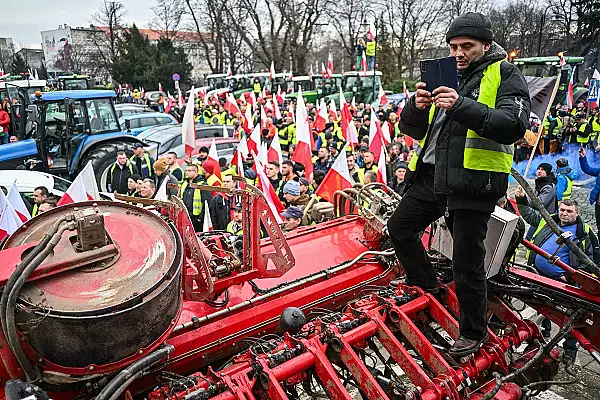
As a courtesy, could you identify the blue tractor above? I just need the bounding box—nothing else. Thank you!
[0,90,145,191]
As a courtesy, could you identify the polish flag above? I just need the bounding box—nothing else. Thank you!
[154,177,170,201]
[351,97,356,111]
[559,52,566,67]
[288,102,295,123]
[7,183,31,222]
[340,88,358,146]
[265,99,274,114]
[361,51,367,77]
[327,51,334,77]
[141,87,145,98]
[268,133,284,166]
[291,88,313,178]
[243,104,254,134]
[329,99,337,120]
[203,200,214,231]
[585,77,590,87]
[208,137,220,165]
[289,70,294,80]
[248,124,261,155]
[198,88,206,101]
[57,163,100,206]
[253,153,284,223]
[178,88,184,108]
[260,105,268,131]
[259,142,269,166]
[378,84,388,107]
[159,82,163,92]
[270,61,276,80]
[181,85,196,156]
[0,203,22,240]
[566,68,575,109]
[276,86,284,105]
[401,82,409,100]
[314,99,328,132]
[367,22,375,41]
[164,98,172,114]
[381,121,391,144]
[377,146,387,185]
[321,62,327,78]
[249,91,257,108]
[369,109,385,162]
[232,135,248,175]
[315,143,353,203]
[273,96,282,120]
[594,69,600,80]
[222,124,229,138]
[224,93,241,116]
[309,65,314,79]
[227,65,233,77]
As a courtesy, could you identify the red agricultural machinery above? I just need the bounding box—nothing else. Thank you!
[0,181,599,400]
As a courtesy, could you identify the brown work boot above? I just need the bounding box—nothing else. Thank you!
[448,333,489,357]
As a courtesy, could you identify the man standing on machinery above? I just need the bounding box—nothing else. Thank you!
[387,13,530,357]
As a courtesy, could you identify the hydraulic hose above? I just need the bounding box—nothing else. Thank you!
[5,220,74,382]
[95,345,174,400]
[511,168,600,276]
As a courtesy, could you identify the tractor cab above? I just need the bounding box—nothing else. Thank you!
[0,78,47,140]
[314,74,343,97]
[206,74,229,91]
[33,91,121,173]
[56,74,90,90]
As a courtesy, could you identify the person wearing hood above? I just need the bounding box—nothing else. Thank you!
[282,180,311,209]
[386,12,530,357]
[555,158,575,202]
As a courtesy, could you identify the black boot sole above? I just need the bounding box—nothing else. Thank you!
[448,333,489,358]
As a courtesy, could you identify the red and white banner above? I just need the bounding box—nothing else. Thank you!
[291,88,313,178]
[378,84,388,107]
[224,93,241,116]
[253,153,284,223]
[182,86,196,156]
[316,143,353,203]
[314,99,328,132]
[268,133,284,166]
[376,146,387,185]
[57,162,100,206]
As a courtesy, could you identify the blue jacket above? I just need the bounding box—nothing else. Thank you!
[579,156,600,204]
[556,166,576,201]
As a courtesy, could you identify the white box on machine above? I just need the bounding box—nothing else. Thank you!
[430,206,519,278]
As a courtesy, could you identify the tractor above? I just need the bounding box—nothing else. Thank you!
[513,56,587,105]
[322,70,383,106]
[0,77,47,140]
[0,89,145,191]
[55,74,91,90]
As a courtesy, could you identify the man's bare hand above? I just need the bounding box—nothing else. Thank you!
[432,86,459,110]
[414,82,432,110]
[515,185,525,198]
[579,147,586,158]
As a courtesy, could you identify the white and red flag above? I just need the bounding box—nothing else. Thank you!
[7,182,31,222]
[339,88,358,146]
[327,52,333,77]
[376,146,387,185]
[57,163,100,206]
[268,133,284,166]
[566,68,575,109]
[0,202,22,240]
[321,62,327,78]
[291,88,313,178]
[315,143,353,203]
[309,65,314,79]
[378,84,388,107]
[273,96,282,120]
[224,93,241,116]
[158,82,163,92]
[559,52,566,67]
[276,86,284,105]
[369,109,385,162]
[367,22,375,41]
[270,61,276,80]
[329,99,338,120]
[227,65,233,77]
[361,51,367,77]
[181,86,196,156]
[231,135,248,175]
[247,124,261,155]
[403,81,410,99]
[203,200,214,231]
[243,104,254,134]
[253,153,284,223]
[314,99,328,132]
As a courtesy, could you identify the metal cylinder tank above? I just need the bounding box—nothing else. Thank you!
[2,201,183,375]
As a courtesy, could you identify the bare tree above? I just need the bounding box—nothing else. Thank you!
[150,0,185,40]
[184,0,228,74]
[91,0,127,75]
[0,41,14,73]
[326,0,367,71]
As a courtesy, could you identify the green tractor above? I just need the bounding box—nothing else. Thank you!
[56,74,91,90]
[286,74,343,104]
[322,71,382,106]
[513,56,587,105]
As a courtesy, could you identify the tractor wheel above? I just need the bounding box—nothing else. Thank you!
[80,142,133,191]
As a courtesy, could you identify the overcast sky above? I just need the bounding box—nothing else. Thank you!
[1,0,155,48]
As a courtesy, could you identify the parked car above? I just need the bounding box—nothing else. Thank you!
[137,124,238,162]
[144,91,166,109]
[0,170,70,200]
[120,112,179,136]
[114,104,154,118]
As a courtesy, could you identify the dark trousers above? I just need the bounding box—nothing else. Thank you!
[387,166,491,340]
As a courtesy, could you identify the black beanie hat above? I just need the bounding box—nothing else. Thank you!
[446,12,494,44]
[537,162,553,175]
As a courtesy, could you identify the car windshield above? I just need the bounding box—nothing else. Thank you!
[208,77,227,90]
[344,76,380,91]
[518,64,560,78]
[63,79,89,90]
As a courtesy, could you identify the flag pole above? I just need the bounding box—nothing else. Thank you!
[523,74,561,178]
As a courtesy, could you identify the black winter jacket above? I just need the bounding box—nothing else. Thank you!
[399,42,530,212]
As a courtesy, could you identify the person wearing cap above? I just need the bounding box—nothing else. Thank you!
[389,163,408,194]
[387,12,530,357]
[127,174,141,197]
[281,206,304,232]
[555,158,575,202]
[153,159,179,198]
[534,163,558,213]
[226,203,244,235]
[130,143,155,179]
[282,180,311,209]
[278,113,296,152]
[108,151,135,194]
[299,177,312,196]
[355,150,378,184]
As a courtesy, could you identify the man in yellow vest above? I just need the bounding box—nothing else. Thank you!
[180,164,206,232]
[365,39,376,70]
[387,12,530,357]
